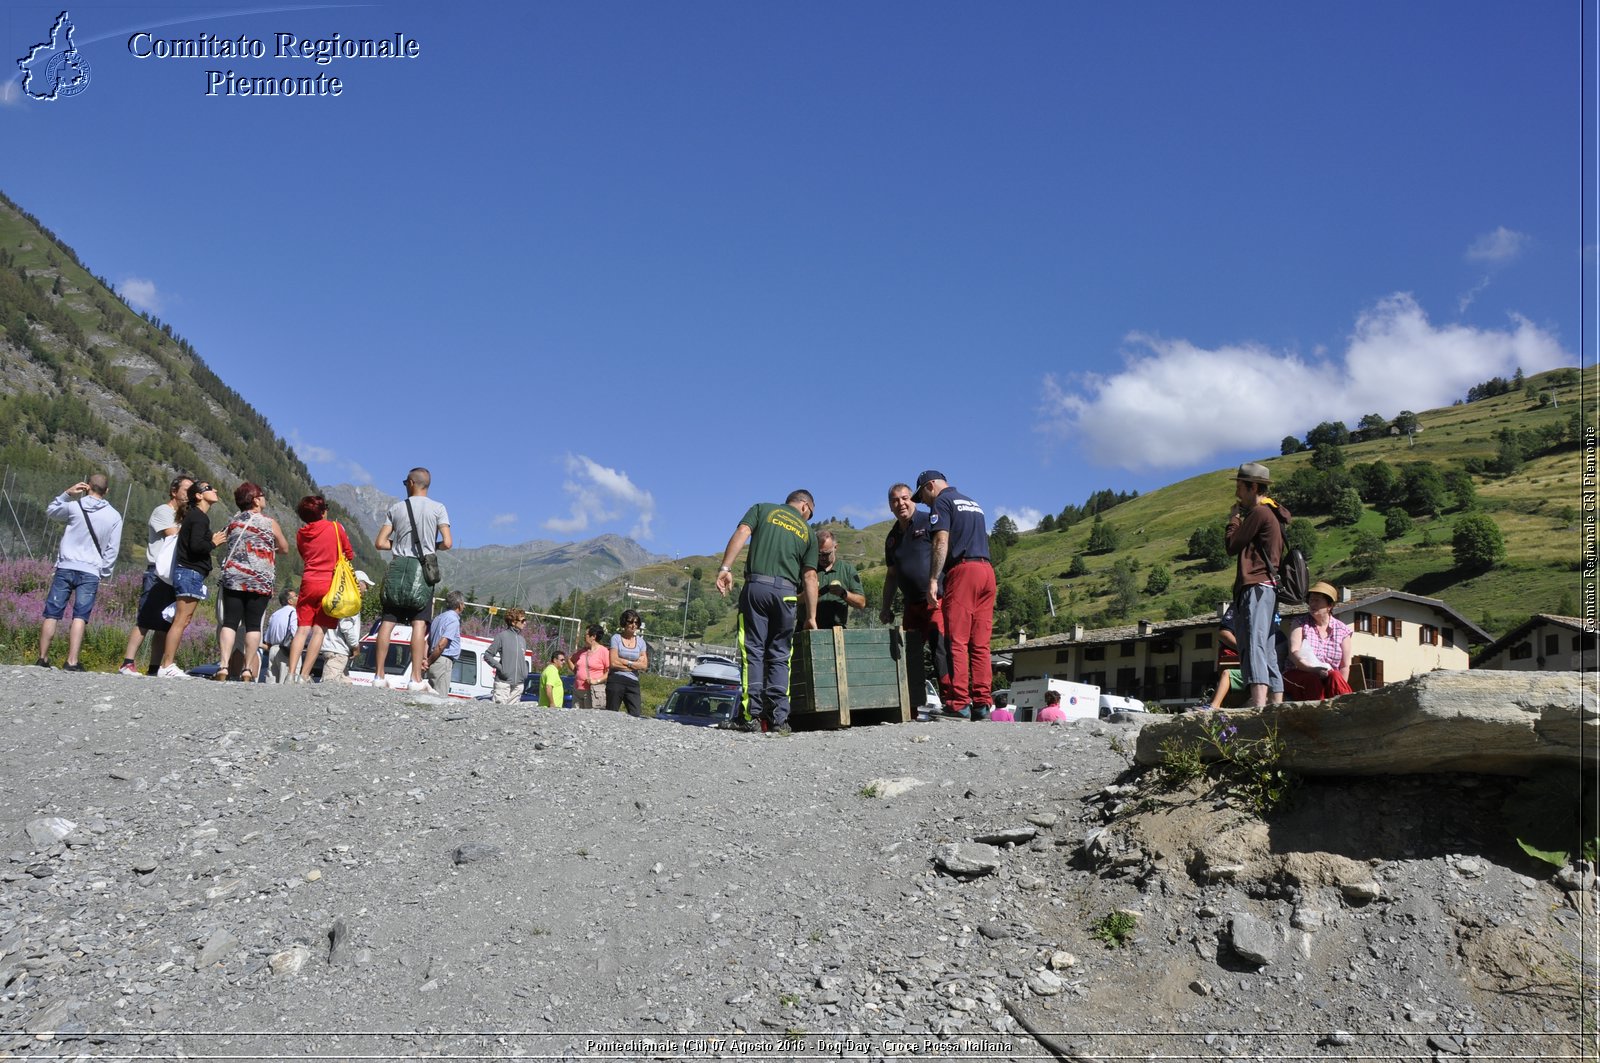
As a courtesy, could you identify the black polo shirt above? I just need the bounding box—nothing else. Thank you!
[885,512,941,604]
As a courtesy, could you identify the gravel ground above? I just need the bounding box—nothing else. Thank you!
[1,667,1592,1061]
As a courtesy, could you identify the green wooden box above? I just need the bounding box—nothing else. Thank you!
[789,627,911,727]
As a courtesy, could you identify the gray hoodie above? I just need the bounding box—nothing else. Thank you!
[49,492,122,578]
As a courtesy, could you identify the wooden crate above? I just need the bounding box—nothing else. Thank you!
[789,627,911,728]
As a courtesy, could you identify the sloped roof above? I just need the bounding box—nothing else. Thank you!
[1004,586,1491,654]
[1470,614,1589,667]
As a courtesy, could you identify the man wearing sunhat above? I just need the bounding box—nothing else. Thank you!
[915,470,995,721]
[1225,462,1290,707]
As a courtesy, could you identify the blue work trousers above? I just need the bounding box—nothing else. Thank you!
[738,576,798,726]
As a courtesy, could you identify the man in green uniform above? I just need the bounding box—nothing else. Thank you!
[815,529,865,629]
[714,489,819,734]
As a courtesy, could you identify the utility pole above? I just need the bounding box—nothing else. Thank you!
[679,568,693,677]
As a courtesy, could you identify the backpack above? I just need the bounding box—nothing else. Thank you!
[1269,507,1309,606]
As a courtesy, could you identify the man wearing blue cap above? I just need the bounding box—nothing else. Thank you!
[914,471,994,721]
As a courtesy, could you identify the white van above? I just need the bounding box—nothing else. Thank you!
[1010,678,1101,722]
[1099,693,1146,715]
[347,631,535,700]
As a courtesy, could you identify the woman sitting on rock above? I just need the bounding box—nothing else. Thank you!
[1282,581,1354,701]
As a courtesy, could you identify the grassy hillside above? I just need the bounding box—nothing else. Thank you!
[578,370,1586,648]
[988,367,1585,641]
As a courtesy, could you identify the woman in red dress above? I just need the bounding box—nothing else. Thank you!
[285,495,355,683]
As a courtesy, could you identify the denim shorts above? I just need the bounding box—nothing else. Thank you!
[172,565,209,601]
[42,568,101,621]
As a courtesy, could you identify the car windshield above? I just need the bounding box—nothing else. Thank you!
[357,643,412,673]
[663,688,736,718]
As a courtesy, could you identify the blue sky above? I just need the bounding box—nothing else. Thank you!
[2,1,1587,561]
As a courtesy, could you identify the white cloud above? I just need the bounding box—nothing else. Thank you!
[996,506,1043,532]
[544,455,656,540]
[490,513,518,529]
[288,430,372,485]
[1457,275,1491,314]
[834,503,885,525]
[1045,293,1570,471]
[119,277,161,313]
[1466,226,1529,263]
[289,431,337,464]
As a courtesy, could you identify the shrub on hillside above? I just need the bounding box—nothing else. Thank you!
[1348,531,1386,579]
[1330,487,1364,527]
[1186,525,1228,571]
[1087,516,1120,554]
[1144,564,1171,595]
[1452,514,1506,571]
[1383,508,1414,540]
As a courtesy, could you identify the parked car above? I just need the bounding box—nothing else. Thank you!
[348,632,534,700]
[519,670,577,708]
[1098,693,1145,716]
[657,679,740,728]
[690,653,739,684]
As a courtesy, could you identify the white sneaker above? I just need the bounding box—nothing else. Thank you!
[370,675,389,689]
[118,664,140,677]
[156,664,186,679]
[407,680,431,693]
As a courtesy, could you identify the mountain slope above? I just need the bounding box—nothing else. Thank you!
[319,482,666,608]
[437,533,666,608]
[318,483,400,540]
[0,190,382,574]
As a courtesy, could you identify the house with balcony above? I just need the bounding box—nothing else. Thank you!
[1004,587,1490,707]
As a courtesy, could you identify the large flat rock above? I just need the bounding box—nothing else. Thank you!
[1134,670,1594,776]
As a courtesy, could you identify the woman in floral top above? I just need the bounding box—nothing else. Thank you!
[217,482,288,681]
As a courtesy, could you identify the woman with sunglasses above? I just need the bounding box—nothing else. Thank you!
[606,609,649,717]
[156,481,226,678]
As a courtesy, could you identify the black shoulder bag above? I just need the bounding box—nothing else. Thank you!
[77,499,104,559]
[406,497,442,586]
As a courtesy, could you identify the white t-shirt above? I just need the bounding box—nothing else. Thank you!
[146,502,178,566]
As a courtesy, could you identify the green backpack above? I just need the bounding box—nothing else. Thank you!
[381,555,430,613]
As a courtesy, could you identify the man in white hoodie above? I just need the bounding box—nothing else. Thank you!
[38,474,123,670]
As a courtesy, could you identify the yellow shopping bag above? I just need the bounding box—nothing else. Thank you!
[322,525,363,619]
